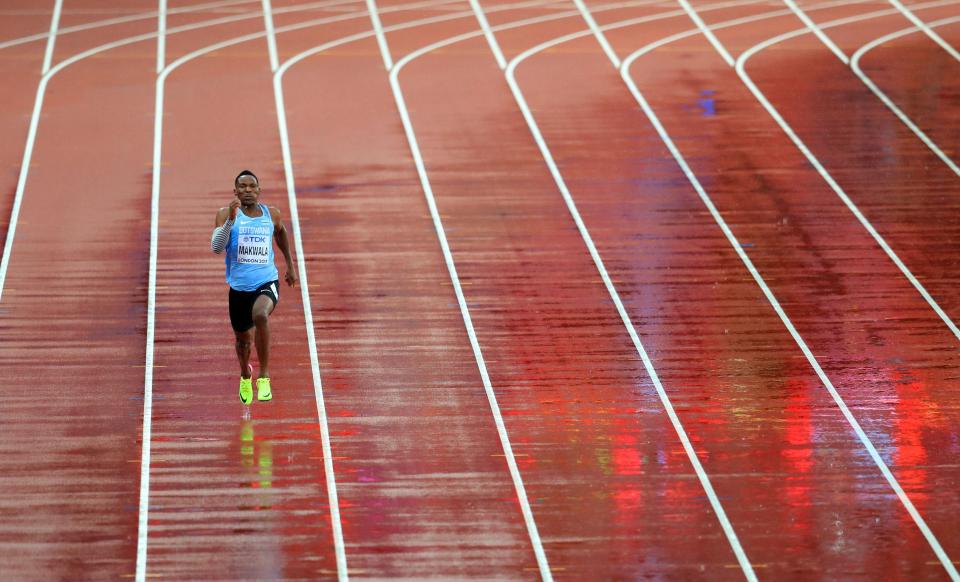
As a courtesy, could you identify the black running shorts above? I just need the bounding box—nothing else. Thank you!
[229,280,279,332]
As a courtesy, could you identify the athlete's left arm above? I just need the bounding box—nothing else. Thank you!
[271,206,298,287]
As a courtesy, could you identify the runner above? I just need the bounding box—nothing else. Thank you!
[211,170,297,404]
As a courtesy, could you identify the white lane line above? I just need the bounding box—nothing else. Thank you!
[40,0,63,74]
[136,0,167,577]
[264,0,352,577]
[366,0,394,70]
[780,1,960,176]
[0,1,368,53]
[0,0,258,52]
[781,0,848,63]
[157,0,167,72]
[570,0,620,66]
[469,0,507,69]
[624,1,960,578]
[676,0,734,64]
[266,14,351,582]
[367,0,555,577]
[277,0,642,73]
[261,0,279,71]
[851,16,960,177]
[885,0,960,61]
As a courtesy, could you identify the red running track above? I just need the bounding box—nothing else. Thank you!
[0,0,959,579]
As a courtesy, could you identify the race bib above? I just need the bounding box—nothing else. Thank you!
[237,224,272,264]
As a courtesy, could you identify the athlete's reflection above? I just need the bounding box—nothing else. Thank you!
[240,419,274,499]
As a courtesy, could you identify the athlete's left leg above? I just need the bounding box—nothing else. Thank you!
[252,294,276,379]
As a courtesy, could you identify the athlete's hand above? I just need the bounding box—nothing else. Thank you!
[229,198,241,220]
[285,269,298,287]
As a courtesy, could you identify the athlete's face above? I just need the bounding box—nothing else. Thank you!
[234,176,260,206]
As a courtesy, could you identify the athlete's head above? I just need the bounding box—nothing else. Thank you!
[234,170,260,205]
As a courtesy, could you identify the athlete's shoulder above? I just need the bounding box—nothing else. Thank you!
[268,205,283,220]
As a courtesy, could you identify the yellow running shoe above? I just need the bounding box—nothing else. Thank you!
[257,377,272,401]
[239,365,253,405]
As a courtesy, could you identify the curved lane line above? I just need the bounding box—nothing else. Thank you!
[0,0,260,53]
[157,0,167,73]
[613,1,960,578]
[40,0,63,74]
[850,17,960,176]
[261,0,279,72]
[780,2,960,176]
[781,0,849,63]
[274,0,560,72]
[884,0,960,61]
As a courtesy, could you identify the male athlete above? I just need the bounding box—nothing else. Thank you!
[211,170,297,404]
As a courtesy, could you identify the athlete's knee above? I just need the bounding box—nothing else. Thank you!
[236,336,252,350]
[253,310,270,326]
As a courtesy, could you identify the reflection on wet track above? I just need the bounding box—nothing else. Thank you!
[0,0,958,579]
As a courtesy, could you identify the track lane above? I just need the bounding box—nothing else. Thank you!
[613,0,960,575]
[51,2,162,62]
[0,0,158,578]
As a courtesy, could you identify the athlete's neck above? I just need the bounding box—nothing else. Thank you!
[240,202,262,217]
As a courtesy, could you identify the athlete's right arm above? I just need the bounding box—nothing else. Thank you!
[211,206,235,254]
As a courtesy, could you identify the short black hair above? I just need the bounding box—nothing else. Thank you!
[235,170,259,188]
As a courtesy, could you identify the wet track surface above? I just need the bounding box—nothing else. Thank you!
[0,0,959,579]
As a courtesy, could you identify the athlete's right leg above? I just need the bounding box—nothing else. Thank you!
[235,328,254,377]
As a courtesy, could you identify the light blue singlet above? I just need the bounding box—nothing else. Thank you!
[225,203,279,291]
